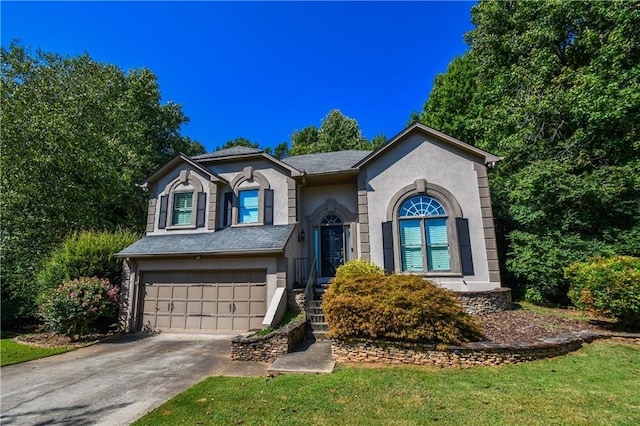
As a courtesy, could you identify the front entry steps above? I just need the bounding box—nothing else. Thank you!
[308,299,328,339]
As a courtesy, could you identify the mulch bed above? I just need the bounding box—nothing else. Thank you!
[478,310,613,344]
[14,331,119,348]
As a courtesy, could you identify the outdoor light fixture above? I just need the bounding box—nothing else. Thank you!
[298,230,305,242]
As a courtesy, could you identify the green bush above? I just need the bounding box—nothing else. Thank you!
[40,277,121,337]
[334,259,385,280]
[566,256,640,329]
[323,274,482,344]
[37,229,139,300]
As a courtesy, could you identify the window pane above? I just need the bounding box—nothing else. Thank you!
[426,218,450,271]
[400,219,423,271]
[399,195,446,217]
[172,193,193,225]
[239,189,259,223]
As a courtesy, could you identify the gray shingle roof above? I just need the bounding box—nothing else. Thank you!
[282,150,371,174]
[116,224,295,257]
[192,146,264,160]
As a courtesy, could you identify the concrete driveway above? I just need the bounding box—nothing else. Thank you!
[1,333,267,425]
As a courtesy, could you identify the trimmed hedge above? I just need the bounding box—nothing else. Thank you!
[323,274,482,344]
[566,256,640,329]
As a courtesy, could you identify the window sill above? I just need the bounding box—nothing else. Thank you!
[398,271,463,278]
[232,222,263,228]
[166,224,197,230]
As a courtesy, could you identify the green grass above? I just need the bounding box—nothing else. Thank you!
[0,335,72,366]
[518,301,596,321]
[134,341,640,425]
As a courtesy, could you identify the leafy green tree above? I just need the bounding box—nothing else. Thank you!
[272,142,289,159]
[289,125,320,156]
[289,109,375,155]
[1,42,204,321]
[417,1,640,303]
[217,137,260,150]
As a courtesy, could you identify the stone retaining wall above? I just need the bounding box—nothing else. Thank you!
[456,287,512,314]
[332,331,601,367]
[231,318,307,362]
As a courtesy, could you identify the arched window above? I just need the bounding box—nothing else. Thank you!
[321,215,342,225]
[399,195,450,272]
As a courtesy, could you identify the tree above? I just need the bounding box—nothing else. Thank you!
[217,137,260,150]
[417,1,640,303]
[289,109,375,155]
[1,42,204,321]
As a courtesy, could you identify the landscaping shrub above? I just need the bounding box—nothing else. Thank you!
[323,274,482,344]
[37,229,139,300]
[40,277,121,337]
[334,259,385,280]
[566,256,640,329]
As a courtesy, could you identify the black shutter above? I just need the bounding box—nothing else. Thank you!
[382,221,395,274]
[223,191,233,227]
[158,195,168,229]
[196,192,206,228]
[264,189,274,225]
[456,218,474,275]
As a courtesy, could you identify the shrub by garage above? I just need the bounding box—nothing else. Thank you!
[323,273,482,344]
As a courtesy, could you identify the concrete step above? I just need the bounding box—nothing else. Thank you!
[308,314,325,323]
[309,306,324,314]
[309,322,328,332]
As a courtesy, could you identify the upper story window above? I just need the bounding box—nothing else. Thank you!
[172,192,194,226]
[238,189,259,224]
[399,195,450,272]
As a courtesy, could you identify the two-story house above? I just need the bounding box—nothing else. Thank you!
[117,122,502,333]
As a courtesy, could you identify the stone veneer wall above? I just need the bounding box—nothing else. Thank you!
[332,331,603,368]
[231,318,307,362]
[456,288,512,315]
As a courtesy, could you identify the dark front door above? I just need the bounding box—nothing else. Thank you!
[320,225,344,277]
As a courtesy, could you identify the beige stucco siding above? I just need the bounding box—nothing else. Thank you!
[211,159,292,227]
[147,164,216,235]
[363,133,494,291]
[300,184,358,224]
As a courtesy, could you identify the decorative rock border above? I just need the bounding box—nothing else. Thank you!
[332,331,635,368]
[231,318,307,362]
[455,287,512,314]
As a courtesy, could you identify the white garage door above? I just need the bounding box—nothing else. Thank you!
[140,270,267,332]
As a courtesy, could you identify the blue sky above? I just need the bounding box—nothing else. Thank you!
[2,1,475,152]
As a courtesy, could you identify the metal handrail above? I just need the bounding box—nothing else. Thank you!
[303,258,317,318]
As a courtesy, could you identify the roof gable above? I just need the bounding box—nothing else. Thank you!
[355,123,502,168]
[139,154,227,188]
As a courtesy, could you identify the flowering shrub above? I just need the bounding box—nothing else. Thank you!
[566,256,640,329]
[40,277,121,337]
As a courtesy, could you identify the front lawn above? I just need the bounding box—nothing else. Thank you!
[134,340,640,425]
[0,334,72,366]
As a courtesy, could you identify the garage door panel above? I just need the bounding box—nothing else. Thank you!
[250,301,266,314]
[233,301,249,315]
[218,285,233,300]
[173,286,187,299]
[249,316,264,330]
[187,286,203,299]
[157,286,173,299]
[250,285,266,299]
[202,301,216,314]
[185,316,201,329]
[202,286,217,300]
[140,270,267,332]
[234,286,250,300]
[216,316,232,331]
